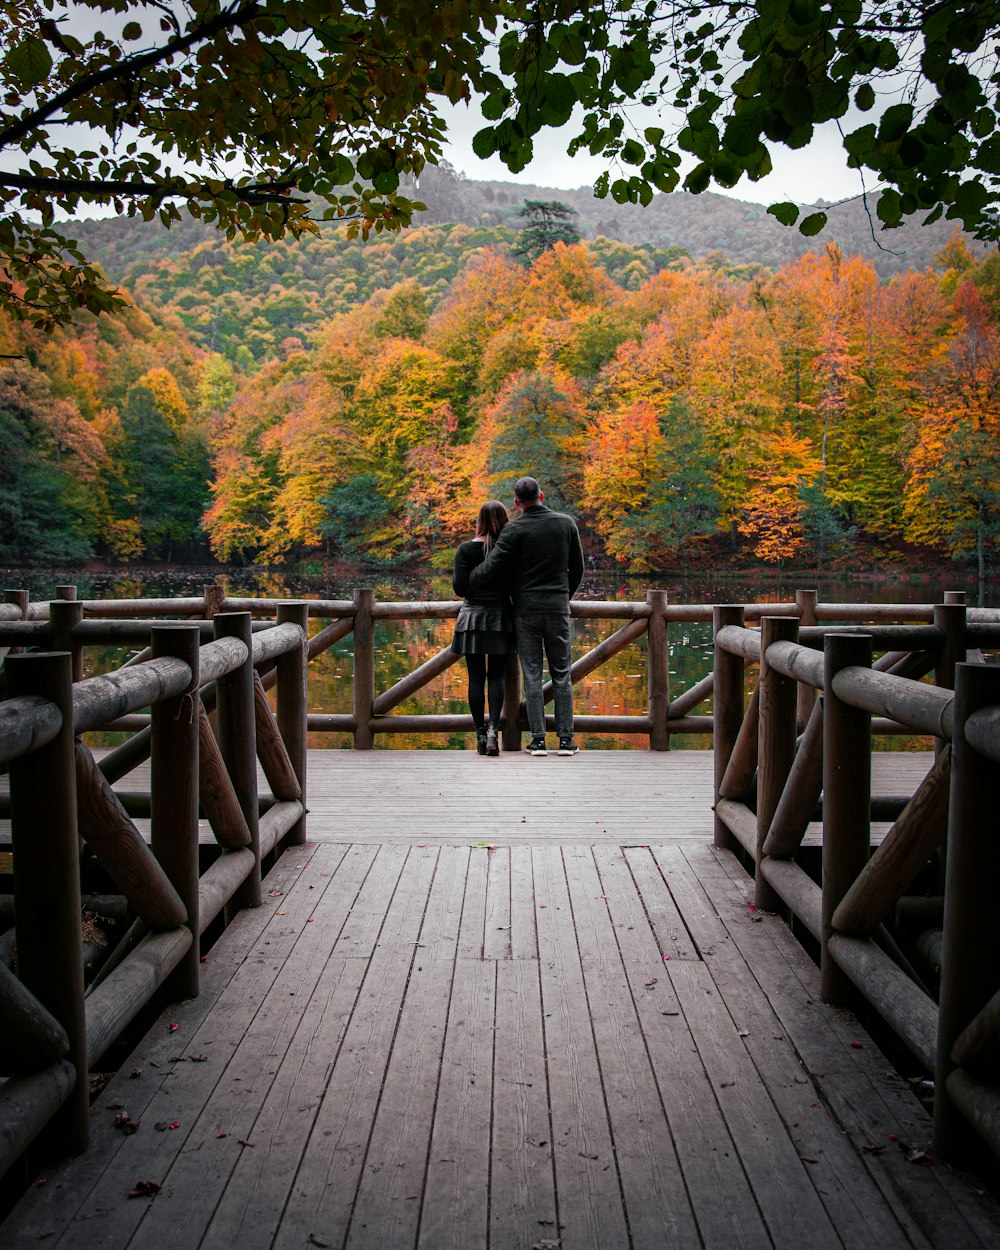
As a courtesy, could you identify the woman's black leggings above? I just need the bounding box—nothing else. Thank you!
[465,654,506,729]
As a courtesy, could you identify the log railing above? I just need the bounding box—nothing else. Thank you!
[5,584,998,751]
[0,608,308,1178]
[713,599,1000,1172]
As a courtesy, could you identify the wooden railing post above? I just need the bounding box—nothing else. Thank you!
[353,588,375,750]
[933,661,1000,1165]
[214,612,261,909]
[502,653,522,752]
[203,582,226,619]
[3,588,29,657]
[822,632,873,1005]
[646,588,670,751]
[6,652,89,1152]
[934,600,966,693]
[756,616,799,910]
[151,624,201,997]
[50,597,84,682]
[795,589,818,726]
[713,605,745,851]
[276,602,309,845]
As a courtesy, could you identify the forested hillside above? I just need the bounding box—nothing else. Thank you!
[4,210,996,576]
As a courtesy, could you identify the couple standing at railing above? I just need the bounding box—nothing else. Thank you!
[451,475,584,758]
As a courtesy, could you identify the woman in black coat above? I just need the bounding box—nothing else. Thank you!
[451,500,515,756]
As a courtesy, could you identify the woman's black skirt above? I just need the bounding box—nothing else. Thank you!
[451,629,515,656]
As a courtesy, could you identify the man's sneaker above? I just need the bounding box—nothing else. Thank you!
[557,737,580,756]
[527,736,548,756]
[485,725,500,757]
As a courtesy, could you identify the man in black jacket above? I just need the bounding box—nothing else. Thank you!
[468,476,584,756]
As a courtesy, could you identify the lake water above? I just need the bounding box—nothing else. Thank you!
[3,564,995,752]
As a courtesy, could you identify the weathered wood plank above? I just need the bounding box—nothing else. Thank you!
[562,847,701,1249]
[490,958,557,1250]
[348,953,456,1248]
[271,847,438,1249]
[483,845,512,960]
[532,845,631,1248]
[419,959,495,1250]
[598,847,771,1249]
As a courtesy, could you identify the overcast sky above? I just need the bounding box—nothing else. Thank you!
[437,101,873,209]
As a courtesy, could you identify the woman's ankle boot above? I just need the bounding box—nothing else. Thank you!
[485,723,500,756]
[476,727,488,755]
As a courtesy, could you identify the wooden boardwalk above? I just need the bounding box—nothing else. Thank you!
[5,751,1000,1249]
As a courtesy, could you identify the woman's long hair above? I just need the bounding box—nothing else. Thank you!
[476,500,508,553]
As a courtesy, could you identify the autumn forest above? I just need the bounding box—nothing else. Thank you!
[2,217,998,577]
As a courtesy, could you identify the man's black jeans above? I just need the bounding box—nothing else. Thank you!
[515,610,573,740]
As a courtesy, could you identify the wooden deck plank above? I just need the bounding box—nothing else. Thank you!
[347,954,456,1249]
[418,843,469,961]
[490,958,558,1250]
[482,846,512,961]
[270,847,438,1250]
[595,848,771,1250]
[509,844,538,960]
[532,846,632,1249]
[562,847,702,1249]
[418,959,495,1250]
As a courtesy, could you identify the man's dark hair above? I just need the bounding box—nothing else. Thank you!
[514,476,541,503]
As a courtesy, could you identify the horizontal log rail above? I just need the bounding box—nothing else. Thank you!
[712,600,1000,1175]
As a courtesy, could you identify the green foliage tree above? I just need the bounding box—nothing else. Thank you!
[514,201,581,262]
[6,2,1000,328]
[118,382,210,559]
[0,362,94,562]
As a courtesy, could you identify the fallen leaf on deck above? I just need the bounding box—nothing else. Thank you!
[154,1122,168,1132]
[850,1041,864,1049]
[738,1030,750,1038]
[497,925,511,931]
[644,978,657,987]
[307,1236,330,1248]
[720,1081,735,1088]
[217,1132,228,1139]
[168,1023,178,1032]
[128,1180,160,1199]
[238,1139,255,1147]
[862,1144,885,1154]
[35,1178,46,1188]
[800,1156,819,1164]
[662,1010,679,1016]
[113,1111,138,1134]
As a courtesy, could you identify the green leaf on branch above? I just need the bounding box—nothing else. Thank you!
[767,202,800,227]
[799,211,827,236]
[6,36,52,86]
